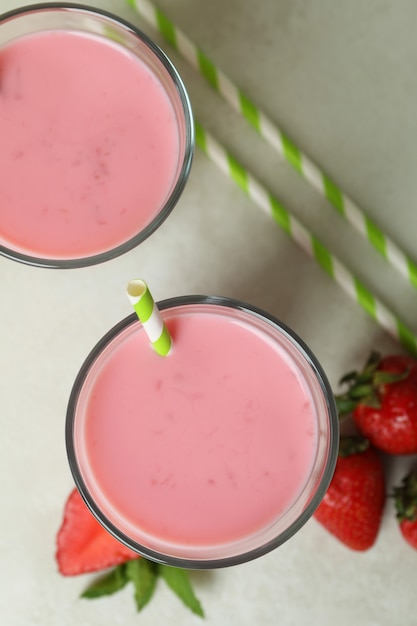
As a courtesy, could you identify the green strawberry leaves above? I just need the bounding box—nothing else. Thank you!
[393,470,417,522]
[81,558,204,618]
[338,435,370,458]
[335,351,410,416]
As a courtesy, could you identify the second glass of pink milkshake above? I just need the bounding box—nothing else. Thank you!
[0,4,194,268]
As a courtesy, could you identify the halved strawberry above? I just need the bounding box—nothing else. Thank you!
[56,488,138,576]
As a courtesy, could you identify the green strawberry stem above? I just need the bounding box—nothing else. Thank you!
[338,436,370,457]
[335,351,410,417]
[393,470,417,522]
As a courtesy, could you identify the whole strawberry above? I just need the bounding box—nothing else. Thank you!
[314,437,385,550]
[336,351,417,455]
[393,469,417,549]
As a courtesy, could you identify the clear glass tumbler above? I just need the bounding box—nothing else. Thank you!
[0,3,194,268]
[66,295,339,569]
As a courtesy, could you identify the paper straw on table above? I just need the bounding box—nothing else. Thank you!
[127,0,417,292]
[127,279,172,355]
[193,121,417,356]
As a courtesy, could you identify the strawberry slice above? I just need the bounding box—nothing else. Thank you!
[56,488,138,575]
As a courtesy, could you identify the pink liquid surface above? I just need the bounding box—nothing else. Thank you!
[75,306,318,549]
[0,30,180,259]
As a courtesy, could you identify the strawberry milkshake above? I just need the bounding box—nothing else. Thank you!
[0,5,193,267]
[66,296,339,568]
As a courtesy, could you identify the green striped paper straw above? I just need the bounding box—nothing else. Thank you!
[126,0,417,291]
[127,279,172,356]
[193,121,417,356]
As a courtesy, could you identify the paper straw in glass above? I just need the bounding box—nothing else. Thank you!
[127,279,172,355]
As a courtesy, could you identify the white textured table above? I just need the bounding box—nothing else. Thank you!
[1,1,417,625]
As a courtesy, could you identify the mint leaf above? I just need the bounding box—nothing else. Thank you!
[125,558,158,611]
[159,564,204,618]
[79,558,205,617]
[81,563,129,599]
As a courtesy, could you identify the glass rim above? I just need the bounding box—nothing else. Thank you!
[0,2,194,269]
[66,295,339,569]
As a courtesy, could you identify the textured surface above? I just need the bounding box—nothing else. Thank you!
[1,1,417,625]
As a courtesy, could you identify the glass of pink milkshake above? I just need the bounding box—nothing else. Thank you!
[0,4,194,268]
[66,296,339,568]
